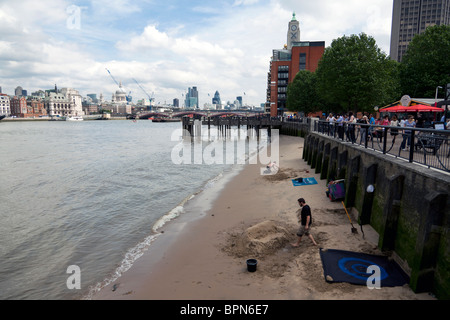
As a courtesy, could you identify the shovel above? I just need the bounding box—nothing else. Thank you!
[342,201,358,234]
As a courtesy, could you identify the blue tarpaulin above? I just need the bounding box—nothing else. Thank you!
[292,177,318,187]
[319,248,409,287]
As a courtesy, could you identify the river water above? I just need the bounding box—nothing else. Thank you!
[0,120,270,300]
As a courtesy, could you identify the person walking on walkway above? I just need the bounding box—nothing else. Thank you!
[359,115,370,144]
[292,198,318,247]
[400,115,416,151]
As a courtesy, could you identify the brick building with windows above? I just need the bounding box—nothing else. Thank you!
[10,96,27,116]
[267,13,325,117]
[10,96,47,118]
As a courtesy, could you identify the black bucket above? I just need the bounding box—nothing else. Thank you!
[246,259,258,272]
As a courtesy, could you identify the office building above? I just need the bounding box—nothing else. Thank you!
[15,86,24,96]
[87,94,98,103]
[212,91,221,106]
[390,0,450,62]
[185,87,199,109]
[267,13,325,116]
[236,96,243,108]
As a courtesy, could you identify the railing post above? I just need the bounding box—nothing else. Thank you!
[383,128,388,154]
[409,130,416,163]
[365,126,369,149]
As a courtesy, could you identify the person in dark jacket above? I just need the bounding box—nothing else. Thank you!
[291,198,318,247]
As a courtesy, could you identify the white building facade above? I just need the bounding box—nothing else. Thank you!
[44,87,84,117]
[0,94,10,116]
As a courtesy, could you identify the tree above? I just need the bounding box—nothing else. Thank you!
[316,33,400,114]
[286,70,323,114]
[400,25,450,98]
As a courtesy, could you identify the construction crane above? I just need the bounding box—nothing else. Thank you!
[106,68,133,104]
[105,68,125,93]
[132,78,154,110]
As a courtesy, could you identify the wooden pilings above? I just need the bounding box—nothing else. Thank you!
[182,116,309,139]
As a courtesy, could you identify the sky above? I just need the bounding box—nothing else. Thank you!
[0,0,394,107]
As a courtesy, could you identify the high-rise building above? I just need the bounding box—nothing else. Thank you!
[236,96,243,108]
[185,87,199,109]
[267,13,325,116]
[212,91,221,106]
[390,0,450,62]
[15,86,24,96]
[87,94,98,103]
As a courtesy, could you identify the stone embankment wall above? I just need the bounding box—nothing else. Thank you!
[303,132,449,300]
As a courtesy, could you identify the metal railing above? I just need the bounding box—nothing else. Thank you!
[314,120,450,173]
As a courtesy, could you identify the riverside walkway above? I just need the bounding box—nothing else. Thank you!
[181,116,450,173]
[314,120,450,173]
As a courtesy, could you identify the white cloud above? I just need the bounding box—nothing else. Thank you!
[91,0,141,17]
[233,0,260,6]
[276,0,393,53]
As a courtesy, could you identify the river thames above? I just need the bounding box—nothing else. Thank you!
[0,120,257,299]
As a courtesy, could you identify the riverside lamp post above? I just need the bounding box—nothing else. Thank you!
[435,86,443,107]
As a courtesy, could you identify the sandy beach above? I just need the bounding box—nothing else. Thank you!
[92,135,434,301]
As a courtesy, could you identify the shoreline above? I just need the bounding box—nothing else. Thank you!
[92,135,434,300]
[83,164,242,300]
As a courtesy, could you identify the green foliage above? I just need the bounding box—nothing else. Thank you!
[286,70,324,114]
[315,33,400,113]
[400,25,450,98]
[284,28,449,115]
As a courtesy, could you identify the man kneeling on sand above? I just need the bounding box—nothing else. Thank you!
[292,198,318,247]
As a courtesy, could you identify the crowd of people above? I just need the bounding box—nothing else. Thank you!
[324,111,450,150]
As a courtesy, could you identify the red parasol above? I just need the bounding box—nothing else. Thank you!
[380,104,444,113]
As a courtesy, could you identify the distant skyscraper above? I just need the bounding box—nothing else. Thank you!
[236,96,243,108]
[212,91,221,106]
[185,87,199,109]
[173,98,179,108]
[87,94,98,103]
[390,0,450,62]
[15,86,23,96]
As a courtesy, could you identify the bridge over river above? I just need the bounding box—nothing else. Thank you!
[138,110,263,120]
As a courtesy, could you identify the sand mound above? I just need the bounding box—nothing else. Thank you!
[263,168,309,182]
[224,220,292,258]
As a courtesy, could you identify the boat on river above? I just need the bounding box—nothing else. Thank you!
[65,116,84,121]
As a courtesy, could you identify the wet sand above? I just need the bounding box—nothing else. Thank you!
[92,135,433,300]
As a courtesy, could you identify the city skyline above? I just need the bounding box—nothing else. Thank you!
[0,0,394,106]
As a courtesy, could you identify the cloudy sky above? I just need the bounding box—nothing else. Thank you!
[0,0,394,106]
